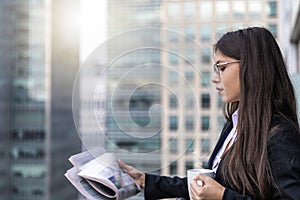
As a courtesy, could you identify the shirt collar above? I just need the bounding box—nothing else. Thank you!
[232,109,239,127]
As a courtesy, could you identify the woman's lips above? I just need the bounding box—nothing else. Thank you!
[216,87,223,94]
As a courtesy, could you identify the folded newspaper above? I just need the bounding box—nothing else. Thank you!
[65,147,141,200]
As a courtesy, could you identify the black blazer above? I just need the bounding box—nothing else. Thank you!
[144,119,300,200]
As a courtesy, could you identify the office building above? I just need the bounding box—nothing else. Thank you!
[281,0,300,121]
[0,1,81,199]
[105,0,162,174]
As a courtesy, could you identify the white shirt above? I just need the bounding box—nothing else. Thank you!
[212,109,239,173]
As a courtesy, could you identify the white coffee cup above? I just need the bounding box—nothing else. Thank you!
[187,169,215,199]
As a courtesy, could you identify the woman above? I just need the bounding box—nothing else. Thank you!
[118,27,300,199]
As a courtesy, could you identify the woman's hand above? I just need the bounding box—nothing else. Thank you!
[117,160,145,189]
[190,174,225,200]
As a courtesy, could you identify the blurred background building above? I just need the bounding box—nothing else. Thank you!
[0,0,81,199]
[1,0,300,200]
[105,0,162,174]
[282,0,300,122]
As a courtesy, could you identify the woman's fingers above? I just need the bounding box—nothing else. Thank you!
[190,174,225,200]
[117,159,146,189]
[117,159,128,171]
[190,181,203,199]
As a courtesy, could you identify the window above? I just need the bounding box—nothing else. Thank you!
[169,26,179,42]
[12,164,46,179]
[11,147,44,159]
[169,71,178,85]
[201,93,210,109]
[201,71,210,87]
[201,116,210,131]
[201,138,210,153]
[169,53,179,65]
[170,161,178,175]
[185,161,194,170]
[169,94,178,109]
[185,71,194,85]
[232,1,245,18]
[169,116,178,130]
[185,115,194,130]
[268,1,277,17]
[185,26,195,41]
[249,1,262,18]
[268,24,277,38]
[185,94,194,109]
[186,138,194,153]
[167,2,180,21]
[215,1,229,19]
[216,24,228,35]
[201,48,211,64]
[10,130,45,141]
[183,2,196,21]
[185,48,195,64]
[200,25,211,42]
[199,1,213,21]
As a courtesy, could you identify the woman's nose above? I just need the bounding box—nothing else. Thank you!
[211,72,220,84]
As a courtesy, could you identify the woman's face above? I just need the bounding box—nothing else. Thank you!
[212,50,241,103]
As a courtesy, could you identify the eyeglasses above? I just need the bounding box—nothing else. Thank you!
[213,61,240,76]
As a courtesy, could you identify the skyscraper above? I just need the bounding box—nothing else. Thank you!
[0,1,81,199]
[282,0,300,122]
[105,0,162,174]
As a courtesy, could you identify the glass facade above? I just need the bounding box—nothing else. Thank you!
[185,138,194,153]
[249,1,263,18]
[185,116,194,130]
[170,116,178,130]
[185,94,194,109]
[167,2,180,21]
[215,1,230,19]
[201,93,211,109]
[200,25,212,42]
[201,71,211,87]
[106,2,162,190]
[0,1,80,199]
[169,94,178,109]
[199,1,213,21]
[201,138,210,153]
[233,1,246,18]
[201,116,210,131]
[6,1,47,199]
[169,52,179,65]
[269,24,278,38]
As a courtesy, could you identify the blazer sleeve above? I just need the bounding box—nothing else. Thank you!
[222,189,253,200]
[268,129,300,199]
[144,174,189,200]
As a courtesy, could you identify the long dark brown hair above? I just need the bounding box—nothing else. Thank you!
[214,27,299,199]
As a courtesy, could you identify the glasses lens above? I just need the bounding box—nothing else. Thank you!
[213,64,219,75]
